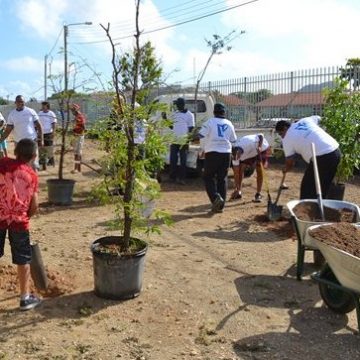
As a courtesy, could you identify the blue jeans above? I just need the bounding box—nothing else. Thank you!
[169,144,188,180]
[0,229,32,265]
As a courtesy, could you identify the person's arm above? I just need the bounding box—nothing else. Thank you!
[28,192,39,218]
[257,134,264,153]
[34,121,43,146]
[51,122,56,136]
[0,124,13,142]
[283,156,296,174]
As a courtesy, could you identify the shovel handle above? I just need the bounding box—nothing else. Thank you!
[274,172,286,205]
[311,143,325,220]
[259,156,271,202]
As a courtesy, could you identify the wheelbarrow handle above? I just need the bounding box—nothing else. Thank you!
[274,172,286,205]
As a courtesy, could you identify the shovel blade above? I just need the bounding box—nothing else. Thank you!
[267,202,283,221]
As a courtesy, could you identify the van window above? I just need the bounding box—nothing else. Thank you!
[185,100,207,113]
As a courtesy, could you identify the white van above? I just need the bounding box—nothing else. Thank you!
[152,93,215,172]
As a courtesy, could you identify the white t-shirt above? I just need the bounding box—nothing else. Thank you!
[171,110,195,143]
[38,110,57,134]
[7,106,39,142]
[282,118,338,163]
[199,117,237,153]
[134,119,146,145]
[234,134,269,161]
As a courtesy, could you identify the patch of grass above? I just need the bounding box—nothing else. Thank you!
[195,324,218,346]
[74,343,91,354]
[78,303,93,317]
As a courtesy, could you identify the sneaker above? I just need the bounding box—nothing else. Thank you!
[20,294,41,311]
[253,193,262,203]
[230,191,242,200]
[212,194,225,212]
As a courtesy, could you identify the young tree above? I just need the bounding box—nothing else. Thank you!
[96,1,170,250]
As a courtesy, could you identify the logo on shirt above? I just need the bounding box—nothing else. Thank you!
[217,124,228,137]
[294,122,309,131]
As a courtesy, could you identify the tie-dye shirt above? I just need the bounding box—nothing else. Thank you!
[0,157,38,230]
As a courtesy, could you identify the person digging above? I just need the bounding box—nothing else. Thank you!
[230,133,271,202]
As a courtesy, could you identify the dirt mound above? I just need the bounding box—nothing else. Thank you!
[0,264,75,297]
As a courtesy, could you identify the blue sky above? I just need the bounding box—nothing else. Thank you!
[1,0,360,101]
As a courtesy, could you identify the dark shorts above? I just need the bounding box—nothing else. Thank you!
[0,229,32,265]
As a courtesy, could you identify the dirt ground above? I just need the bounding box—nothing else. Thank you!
[1,140,360,360]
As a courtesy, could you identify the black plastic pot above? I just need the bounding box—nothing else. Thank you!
[91,236,147,300]
[326,182,345,201]
[47,179,75,205]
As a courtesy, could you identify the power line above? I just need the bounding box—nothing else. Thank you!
[47,27,64,57]
[71,0,259,45]
[69,0,222,38]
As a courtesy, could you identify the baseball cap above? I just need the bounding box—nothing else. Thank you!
[175,98,185,107]
[214,103,225,113]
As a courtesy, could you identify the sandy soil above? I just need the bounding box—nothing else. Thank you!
[0,140,360,360]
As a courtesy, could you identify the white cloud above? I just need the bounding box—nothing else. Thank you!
[221,0,360,72]
[15,0,68,38]
[2,56,43,73]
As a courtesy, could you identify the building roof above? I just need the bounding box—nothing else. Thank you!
[217,94,251,106]
[257,92,325,107]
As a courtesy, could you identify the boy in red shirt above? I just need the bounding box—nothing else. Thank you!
[70,103,86,173]
[0,139,41,310]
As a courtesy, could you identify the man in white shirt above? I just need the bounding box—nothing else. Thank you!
[38,101,57,165]
[275,118,340,199]
[231,134,271,202]
[168,98,195,185]
[0,95,43,169]
[198,103,237,213]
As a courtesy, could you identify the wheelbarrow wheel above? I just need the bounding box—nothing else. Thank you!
[319,265,356,314]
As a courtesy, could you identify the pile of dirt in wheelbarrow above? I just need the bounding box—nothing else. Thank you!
[308,223,360,258]
[293,202,356,222]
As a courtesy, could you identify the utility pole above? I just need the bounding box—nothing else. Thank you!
[44,54,48,100]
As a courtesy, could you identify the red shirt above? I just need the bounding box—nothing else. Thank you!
[0,157,38,231]
[73,112,86,135]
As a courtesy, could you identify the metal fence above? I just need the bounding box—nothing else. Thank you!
[2,65,357,129]
[198,66,343,128]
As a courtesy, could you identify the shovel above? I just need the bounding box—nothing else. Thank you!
[267,171,286,221]
[311,142,326,267]
[261,161,285,221]
[30,242,48,291]
[268,172,287,221]
[311,143,325,220]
